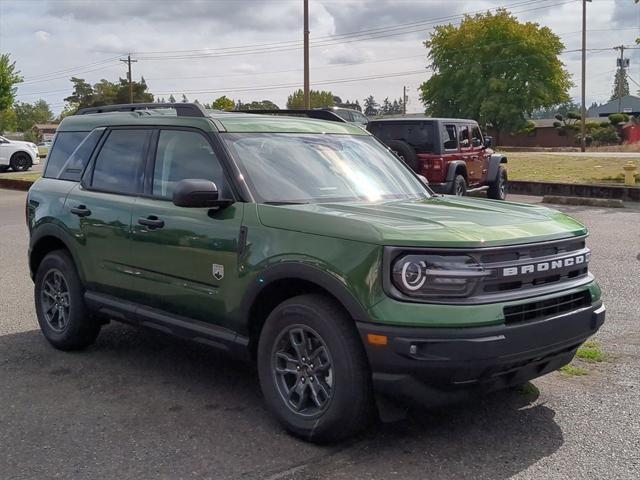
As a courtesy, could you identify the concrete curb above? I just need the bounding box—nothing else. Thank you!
[542,195,624,208]
[509,180,640,202]
[0,178,33,191]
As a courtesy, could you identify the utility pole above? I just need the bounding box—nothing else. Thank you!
[120,54,138,104]
[614,45,627,113]
[303,0,310,109]
[580,0,591,153]
[403,86,407,115]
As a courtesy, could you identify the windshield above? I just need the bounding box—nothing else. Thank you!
[223,133,430,204]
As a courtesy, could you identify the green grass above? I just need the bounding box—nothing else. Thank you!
[0,171,41,182]
[559,364,589,376]
[507,153,640,185]
[575,341,606,363]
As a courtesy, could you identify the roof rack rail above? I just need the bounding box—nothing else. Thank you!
[76,103,208,118]
[241,109,346,123]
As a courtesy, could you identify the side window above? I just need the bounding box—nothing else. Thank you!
[353,112,368,125]
[91,129,151,194]
[58,129,104,181]
[44,131,89,179]
[458,125,470,148]
[442,124,458,150]
[471,125,483,148]
[152,129,223,199]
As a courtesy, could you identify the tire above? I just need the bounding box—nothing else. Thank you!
[451,174,467,196]
[34,250,101,351]
[0,165,9,172]
[387,140,418,171]
[10,152,32,172]
[487,166,508,200]
[257,294,373,443]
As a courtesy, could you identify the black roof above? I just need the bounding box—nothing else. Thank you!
[368,116,478,124]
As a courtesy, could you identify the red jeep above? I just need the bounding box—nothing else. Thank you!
[367,117,508,200]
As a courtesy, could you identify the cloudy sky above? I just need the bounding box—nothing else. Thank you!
[1,0,638,115]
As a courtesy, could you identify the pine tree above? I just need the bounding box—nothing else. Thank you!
[168,94,176,103]
[610,68,629,101]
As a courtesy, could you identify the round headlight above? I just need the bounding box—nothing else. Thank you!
[400,260,427,291]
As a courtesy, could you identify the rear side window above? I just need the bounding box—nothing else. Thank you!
[458,125,470,148]
[44,132,89,179]
[442,124,458,150]
[152,129,224,199]
[91,129,151,194]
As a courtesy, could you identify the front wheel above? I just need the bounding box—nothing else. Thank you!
[487,166,508,200]
[257,294,373,443]
[10,153,32,172]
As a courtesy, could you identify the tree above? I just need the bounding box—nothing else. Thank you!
[0,107,17,133]
[13,100,53,132]
[168,94,176,103]
[363,95,379,116]
[64,77,94,107]
[380,97,392,115]
[610,68,629,101]
[210,95,235,111]
[235,100,279,110]
[63,76,154,112]
[0,53,22,112]
[181,94,189,103]
[286,89,334,109]
[419,9,572,144]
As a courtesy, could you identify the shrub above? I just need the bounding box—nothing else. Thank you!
[591,126,620,146]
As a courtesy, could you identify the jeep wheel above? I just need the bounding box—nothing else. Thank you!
[34,250,101,351]
[452,174,467,196]
[487,167,508,200]
[0,165,9,172]
[387,140,418,171]
[10,153,32,172]
[258,294,373,443]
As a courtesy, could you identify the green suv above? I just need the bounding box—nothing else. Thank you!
[27,103,605,442]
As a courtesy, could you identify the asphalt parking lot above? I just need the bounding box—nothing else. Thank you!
[1,188,638,480]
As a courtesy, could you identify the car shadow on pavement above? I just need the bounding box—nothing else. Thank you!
[0,323,564,480]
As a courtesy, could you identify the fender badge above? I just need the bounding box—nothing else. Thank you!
[212,264,224,281]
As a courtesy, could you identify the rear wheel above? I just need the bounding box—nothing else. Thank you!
[487,166,508,200]
[258,294,373,443]
[34,250,101,351]
[452,174,467,196]
[10,152,31,172]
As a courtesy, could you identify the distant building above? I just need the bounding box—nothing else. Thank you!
[587,95,640,118]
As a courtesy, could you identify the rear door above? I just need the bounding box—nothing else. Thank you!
[65,127,152,300]
[128,128,243,329]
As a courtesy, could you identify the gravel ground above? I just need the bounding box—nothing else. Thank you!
[0,189,638,480]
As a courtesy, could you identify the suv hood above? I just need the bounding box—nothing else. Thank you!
[257,196,587,248]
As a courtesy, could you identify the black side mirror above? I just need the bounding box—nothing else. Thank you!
[172,179,232,209]
[483,136,493,148]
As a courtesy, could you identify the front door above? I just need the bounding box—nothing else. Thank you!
[469,124,488,183]
[128,128,243,329]
[457,124,478,182]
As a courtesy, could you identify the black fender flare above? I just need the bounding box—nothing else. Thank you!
[445,161,468,183]
[29,223,86,283]
[487,154,508,183]
[240,262,370,325]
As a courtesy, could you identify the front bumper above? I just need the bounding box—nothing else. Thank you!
[357,301,605,406]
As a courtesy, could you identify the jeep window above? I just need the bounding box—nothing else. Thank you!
[471,125,483,148]
[152,129,224,199]
[367,121,435,153]
[442,124,458,150]
[351,111,369,126]
[44,131,89,179]
[333,110,352,122]
[458,125,470,148]
[90,129,151,194]
[223,133,429,204]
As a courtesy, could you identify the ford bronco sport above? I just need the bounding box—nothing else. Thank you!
[27,103,604,442]
[367,117,507,199]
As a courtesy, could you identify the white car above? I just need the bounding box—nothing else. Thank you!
[0,135,40,172]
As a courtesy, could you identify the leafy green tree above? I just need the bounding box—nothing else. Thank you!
[286,89,334,109]
[610,68,629,101]
[0,107,18,133]
[210,95,235,111]
[64,77,94,107]
[63,76,154,112]
[168,94,176,103]
[419,9,572,144]
[235,100,279,110]
[380,97,392,115]
[13,99,53,132]
[0,53,22,112]
[363,95,378,116]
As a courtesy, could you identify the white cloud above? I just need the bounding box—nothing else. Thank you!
[34,30,50,43]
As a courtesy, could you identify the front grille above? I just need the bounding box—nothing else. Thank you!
[503,291,591,324]
[475,237,590,295]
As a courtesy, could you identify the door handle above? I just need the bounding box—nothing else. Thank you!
[70,205,91,217]
[138,215,165,229]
